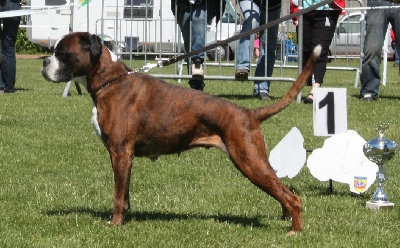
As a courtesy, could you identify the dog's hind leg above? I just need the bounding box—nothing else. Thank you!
[109,150,133,225]
[235,158,302,234]
[226,136,302,234]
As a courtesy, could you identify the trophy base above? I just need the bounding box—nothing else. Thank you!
[366,201,394,210]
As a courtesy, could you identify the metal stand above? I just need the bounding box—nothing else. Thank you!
[63,81,83,97]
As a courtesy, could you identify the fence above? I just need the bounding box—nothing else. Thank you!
[106,0,367,94]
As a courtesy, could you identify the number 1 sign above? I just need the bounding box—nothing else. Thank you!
[313,88,347,137]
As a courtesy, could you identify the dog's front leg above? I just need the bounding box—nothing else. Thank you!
[110,151,133,225]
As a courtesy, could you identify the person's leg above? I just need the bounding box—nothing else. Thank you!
[303,10,339,103]
[394,45,399,66]
[189,1,216,82]
[389,6,400,69]
[253,6,281,100]
[0,14,20,93]
[360,6,389,100]
[177,4,211,90]
[235,0,260,80]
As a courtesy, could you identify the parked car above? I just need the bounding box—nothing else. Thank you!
[329,11,394,60]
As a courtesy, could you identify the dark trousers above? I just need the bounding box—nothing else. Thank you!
[0,1,21,92]
[300,10,339,85]
[360,0,400,98]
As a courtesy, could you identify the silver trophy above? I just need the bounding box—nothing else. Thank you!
[363,123,398,209]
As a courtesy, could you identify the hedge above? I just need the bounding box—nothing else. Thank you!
[16,28,50,54]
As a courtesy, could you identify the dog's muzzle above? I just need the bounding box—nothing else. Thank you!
[41,56,68,82]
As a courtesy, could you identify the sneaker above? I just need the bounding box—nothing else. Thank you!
[255,92,270,101]
[303,93,313,104]
[188,80,205,91]
[191,59,204,79]
[235,69,249,81]
[360,94,376,101]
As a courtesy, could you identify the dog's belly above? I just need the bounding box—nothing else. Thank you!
[133,136,198,158]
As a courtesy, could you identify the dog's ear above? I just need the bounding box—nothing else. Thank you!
[80,33,103,63]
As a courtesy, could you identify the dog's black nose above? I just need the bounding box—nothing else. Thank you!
[43,58,50,67]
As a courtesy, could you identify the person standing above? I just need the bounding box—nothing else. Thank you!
[290,0,345,104]
[253,33,260,61]
[235,0,282,101]
[171,0,225,91]
[0,0,21,94]
[360,1,400,101]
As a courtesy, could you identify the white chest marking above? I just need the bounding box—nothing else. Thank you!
[91,105,102,137]
[106,47,118,62]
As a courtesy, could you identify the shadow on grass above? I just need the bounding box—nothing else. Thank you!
[350,93,400,101]
[216,94,279,101]
[5,87,33,92]
[44,208,270,228]
[305,184,371,200]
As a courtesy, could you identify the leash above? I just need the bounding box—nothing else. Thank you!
[140,0,335,72]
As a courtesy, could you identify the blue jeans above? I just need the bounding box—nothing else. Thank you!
[360,0,400,98]
[391,42,400,65]
[177,2,216,88]
[0,1,21,92]
[236,0,281,95]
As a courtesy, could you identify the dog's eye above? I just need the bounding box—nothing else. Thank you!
[55,50,69,60]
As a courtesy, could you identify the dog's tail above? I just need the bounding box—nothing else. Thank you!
[251,45,321,122]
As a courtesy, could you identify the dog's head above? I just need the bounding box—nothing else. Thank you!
[41,32,103,83]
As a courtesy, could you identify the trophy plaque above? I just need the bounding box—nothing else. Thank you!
[363,123,397,209]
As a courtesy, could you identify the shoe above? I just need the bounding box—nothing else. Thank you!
[255,92,270,101]
[188,80,205,91]
[360,94,376,101]
[303,93,313,104]
[394,63,399,67]
[191,59,204,79]
[235,69,249,81]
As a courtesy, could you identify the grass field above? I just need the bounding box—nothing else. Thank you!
[0,57,399,247]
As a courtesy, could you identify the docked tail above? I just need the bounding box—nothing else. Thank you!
[251,45,321,122]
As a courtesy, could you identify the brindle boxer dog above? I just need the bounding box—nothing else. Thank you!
[41,32,320,235]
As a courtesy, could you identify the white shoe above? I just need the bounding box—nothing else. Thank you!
[192,62,204,79]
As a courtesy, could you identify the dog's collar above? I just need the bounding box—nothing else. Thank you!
[90,71,135,96]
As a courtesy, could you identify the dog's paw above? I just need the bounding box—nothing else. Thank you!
[280,215,292,221]
[286,230,298,236]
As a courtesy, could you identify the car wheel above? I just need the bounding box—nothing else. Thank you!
[207,45,227,61]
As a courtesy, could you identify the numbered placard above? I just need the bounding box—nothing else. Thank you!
[313,88,347,136]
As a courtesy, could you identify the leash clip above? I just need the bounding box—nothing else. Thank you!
[141,63,159,73]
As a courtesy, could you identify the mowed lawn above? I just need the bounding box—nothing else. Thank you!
[0,57,399,247]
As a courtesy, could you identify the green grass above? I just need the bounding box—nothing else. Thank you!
[0,58,399,247]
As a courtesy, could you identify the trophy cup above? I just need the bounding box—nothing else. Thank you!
[363,123,398,209]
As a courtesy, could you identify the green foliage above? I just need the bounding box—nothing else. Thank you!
[290,31,298,44]
[0,58,399,247]
[16,28,50,54]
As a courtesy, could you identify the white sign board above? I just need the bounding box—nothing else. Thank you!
[313,88,347,136]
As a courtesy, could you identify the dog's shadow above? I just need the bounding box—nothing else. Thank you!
[44,207,269,228]
[217,94,278,101]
